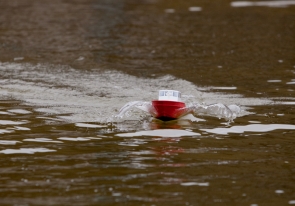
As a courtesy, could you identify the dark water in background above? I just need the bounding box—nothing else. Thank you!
[0,0,295,205]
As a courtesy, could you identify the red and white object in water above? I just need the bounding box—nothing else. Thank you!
[151,90,188,121]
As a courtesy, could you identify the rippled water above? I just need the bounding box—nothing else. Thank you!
[0,0,295,205]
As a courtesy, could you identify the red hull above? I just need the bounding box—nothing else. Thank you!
[152,100,187,121]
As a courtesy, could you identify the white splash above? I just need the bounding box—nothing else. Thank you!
[116,101,156,120]
[117,101,241,122]
[185,102,241,121]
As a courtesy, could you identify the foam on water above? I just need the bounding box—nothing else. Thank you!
[0,62,272,123]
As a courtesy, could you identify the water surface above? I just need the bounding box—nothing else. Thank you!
[0,0,295,205]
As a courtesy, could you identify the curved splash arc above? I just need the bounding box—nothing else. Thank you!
[185,103,237,121]
[116,101,157,119]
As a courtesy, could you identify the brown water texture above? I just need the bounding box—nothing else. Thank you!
[0,0,295,205]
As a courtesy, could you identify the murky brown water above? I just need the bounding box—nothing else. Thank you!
[0,0,295,205]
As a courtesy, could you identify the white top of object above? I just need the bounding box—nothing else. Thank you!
[158,90,181,101]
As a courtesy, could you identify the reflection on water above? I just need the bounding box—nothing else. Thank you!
[0,0,295,205]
